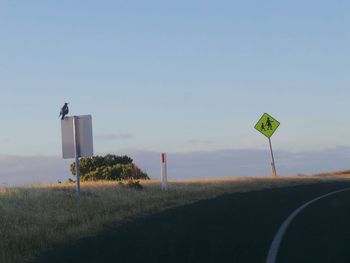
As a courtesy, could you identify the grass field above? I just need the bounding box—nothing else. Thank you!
[1,173,350,263]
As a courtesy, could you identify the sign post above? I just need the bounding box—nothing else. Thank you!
[73,116,81,197]
[61,115,93,197]
[161,153,168,191]
[254,113,280,177]
[268,138,277,177]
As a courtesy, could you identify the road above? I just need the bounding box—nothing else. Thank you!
[34,182,350,263]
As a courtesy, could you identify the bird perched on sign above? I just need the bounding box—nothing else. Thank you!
[59,103,69,120]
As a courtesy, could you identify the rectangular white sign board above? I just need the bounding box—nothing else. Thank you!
[61,115,94,159]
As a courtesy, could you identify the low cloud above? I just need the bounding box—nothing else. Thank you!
[96,133,135,141]
[125,147,350,180]
[1,147,350,186]
[187,139,212,145]
[0,155,72,187]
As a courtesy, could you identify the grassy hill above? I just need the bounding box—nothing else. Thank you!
[1,173,350,263]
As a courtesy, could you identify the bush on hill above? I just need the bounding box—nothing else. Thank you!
[70,154,149,181]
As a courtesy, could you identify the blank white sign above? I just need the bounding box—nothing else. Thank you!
[61,115,94,159]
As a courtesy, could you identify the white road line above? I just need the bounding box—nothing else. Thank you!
[266,187,350,263]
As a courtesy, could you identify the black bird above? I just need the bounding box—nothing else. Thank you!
[59,103,69,120]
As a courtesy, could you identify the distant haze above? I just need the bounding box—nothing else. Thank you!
[0,147,349,186]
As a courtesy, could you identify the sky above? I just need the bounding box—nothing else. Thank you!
[0,1,349,184]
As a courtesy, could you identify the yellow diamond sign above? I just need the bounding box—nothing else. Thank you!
[254,113,280,138]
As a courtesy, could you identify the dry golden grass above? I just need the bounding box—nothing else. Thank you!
[1,174,350,263]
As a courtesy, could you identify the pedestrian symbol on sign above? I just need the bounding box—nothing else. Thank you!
[267,117,274,130]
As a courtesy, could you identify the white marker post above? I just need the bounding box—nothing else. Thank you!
[161,153,168,191]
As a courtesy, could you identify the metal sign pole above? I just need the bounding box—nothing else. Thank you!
[73,116,81,197]
[268,137,277,177]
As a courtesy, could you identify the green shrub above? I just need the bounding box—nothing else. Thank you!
[70,154,149,181]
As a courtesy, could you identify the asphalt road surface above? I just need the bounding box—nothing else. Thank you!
[34,182,350,263]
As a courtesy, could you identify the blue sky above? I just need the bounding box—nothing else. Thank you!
[0,1,349,158]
